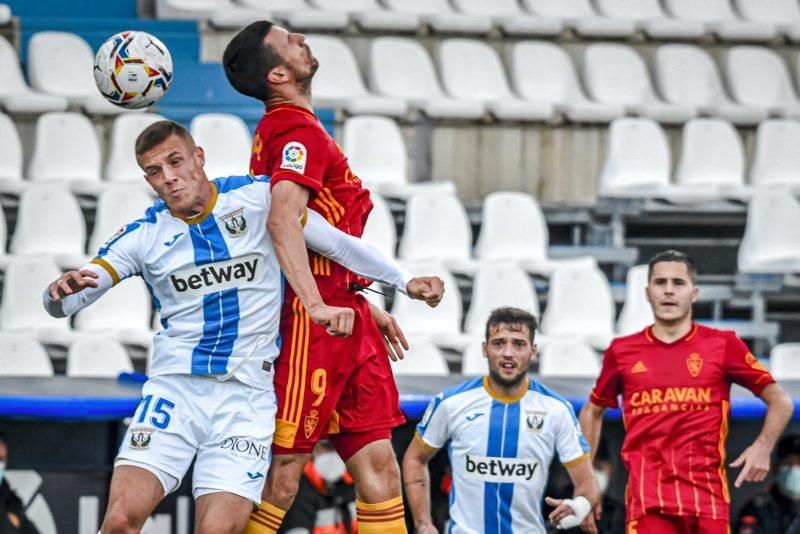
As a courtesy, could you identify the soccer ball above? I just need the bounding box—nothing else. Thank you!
[93,31,173,109]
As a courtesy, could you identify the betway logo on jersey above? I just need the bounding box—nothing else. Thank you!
[464,454,539,483]
[169,253,265,299]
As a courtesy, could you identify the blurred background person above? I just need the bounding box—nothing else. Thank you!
[0,432,39,534]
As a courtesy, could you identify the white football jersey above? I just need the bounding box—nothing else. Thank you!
[416,376,590,534]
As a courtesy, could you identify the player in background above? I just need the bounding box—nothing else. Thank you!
[42,121,441,533]
[403,307,601,534]
[223,21,444,534]
[579,250,794,534]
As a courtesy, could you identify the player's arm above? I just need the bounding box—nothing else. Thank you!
[367,302,409,362]
[578,401,607,462]
[402,436,440,534]
[546,457,601,532]
[43,266,106,317]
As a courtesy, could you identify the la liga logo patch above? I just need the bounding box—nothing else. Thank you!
[281,141,307,173]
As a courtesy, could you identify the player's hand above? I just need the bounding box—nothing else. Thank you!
[47,269,99,301]
[406,276,445,308]
[414,522,439,534]
[578,504,600,534]
[308,303,354,337]
[371,307,409,361]
[730,439,771,487]
[545,497,588,531]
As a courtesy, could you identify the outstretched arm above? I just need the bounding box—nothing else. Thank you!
[42,265,108,318]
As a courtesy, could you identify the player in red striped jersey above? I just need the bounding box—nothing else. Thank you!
[580,250,794,533]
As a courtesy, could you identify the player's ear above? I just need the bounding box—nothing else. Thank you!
[691,284,699,304]
[481,341,488,359]
[267,65,288,84]
[195,145,205,167]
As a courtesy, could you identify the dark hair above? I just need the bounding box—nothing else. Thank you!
[223,20,282,102]
[485,307,538,343]
[647,249,697,284]
[135,120,194,158]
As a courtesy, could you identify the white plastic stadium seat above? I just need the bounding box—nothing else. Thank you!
[390,338,449,376]
[0,334,53,377]
[309,0,419,32]
[654,45,767,126]
[0,35,67,114]
[769,343,800,380]
[598,118,672,198]
[451,0,563,36]
[67,336,135,378]
[0,113,26,195]
[725,47,800,119]
[738,188,800,273]
[369,38,485,120]
[750,120,800,188]
[584,44,697,125]
[74,277,153,347]
[510,41,624,124]
[538,339,600,378]
[28,112,104,196]
[616,265,654,336]
[305,35,406,117]
[540,265,615,350]
[595,0,704,38]
[662,0,776,41]
[105,113,165,182]
[0,257,74,345]
[361,193,395,260]
[156,0,275,29]
[522,0,636,37]
[28,32,127,115]
[11,185,87,269]
[463,264,539,336]
[0,4,9,26]
[735,0,800,41]
[236,0,349,31]
[382,0,492,34]
[190,113,252,179]
[461,338,487,376]
[89,185,154,256]
[438,39,555,121]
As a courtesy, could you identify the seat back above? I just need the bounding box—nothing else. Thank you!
[616,265,654,336]
[390,338,449,376]
[399,192,472,262]
[390,261,462,337]
[595,0,665,20]
[522,0,597,18]
[10,185,85,257]
[464,264,539,336]
[28,112,101,182]
[599,118,671,194]
[0,335,53,376]
[361,192,396,260]
[383,0,455,15]
[67,336,134,377]
[769,343,800,380]
[28,32,96,97]
[89,185,154,256]
[584,43,656,105]
[738,188,800,272]
[190,113,252,179]
[0,112,22,181]
[538,339,600,378]
[461,339,487,376]
[675,118,744,187]
[452,0,521,16]
[511,41,582,105]
[540,265,615,343]
[750,119,800,186]
[655,44,728,107]
[475,191,548,261]
[312,0,379,11]
[735,0,800,24]
[726,47,799,108]
[305,35,367,100]
[342,115,407,187]
[74,277,152,333]
[438,39,513,101]
[369,37,445,101]
[663,0,735,22]
[0,35,30,95]
[1,257,69,332]
[105,113,165,182]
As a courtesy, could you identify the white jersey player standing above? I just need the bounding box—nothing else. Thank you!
[42,120,443,533]
[403,307,601,534]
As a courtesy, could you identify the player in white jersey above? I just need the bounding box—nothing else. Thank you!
[42,121,443,533]
[403,307,600,534]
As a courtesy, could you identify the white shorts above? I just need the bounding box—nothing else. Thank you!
[116,374,276,504]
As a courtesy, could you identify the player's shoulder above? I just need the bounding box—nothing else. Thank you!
[212,175,271,194]
[606,328,650,354]
[438,376,486,405]
[693,322,739,341]
[527,380,576,414]
[258,106,320,134]
[96,199,166,255]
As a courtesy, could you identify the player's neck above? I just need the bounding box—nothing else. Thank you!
[651,317,693,344]
[485,375,528,401]
[172,180,216,221]
[266,93,313,112]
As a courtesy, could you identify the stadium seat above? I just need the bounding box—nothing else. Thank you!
[398,192,475,273]
[190,113,252,180]
[11,185,87,269]
[368,37,485,120]
[616,265,654,336]
[437,39,555,121]
[725,47,800,119]
[538,339,600,378]
[463,264,539,336]
[662,0,777,41]
[0,257,74,345]
[769,343,800,380]
[236,0,349,30]
[584,44,697,125]
[451,0,563,36]
[390,338,449,376]
[461,338,487,376]
[0,35,67,114]
[738,188,800,273]
[598,118,671,198]
[654,44,767,126]
[594,0,704,38]
[0,334,53,377]
[89,185,154,256]
[0,112,26,195]
[539,265,615,350]
[66,336,135,378]
[105,113,165,182]
[382,0,492,34]
[510,41,624,124]
[73,277,152,348]
[735,0,800,41]
[27,112,104,196]
[521,0,636,37]
[304,35,406,117]
[361,192,396,260]
[309,0,419,31]
[27,32,127,115]
[750,120,800,188]
[0,4,9,25]
[155,0,270,28]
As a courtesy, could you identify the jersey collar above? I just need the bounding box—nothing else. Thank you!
[482,376,528,404]
[172,182,218,225]
[645,322,699,346]
[265,103,317,120]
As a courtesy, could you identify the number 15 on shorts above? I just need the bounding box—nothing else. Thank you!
[134,395,175,429]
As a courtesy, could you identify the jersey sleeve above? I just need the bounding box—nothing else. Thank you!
[590,346,622,409]
[555,401,591,467]
[723,333,775,395]
[267,125,330,197]
[414,393,450,452]
[91,223,143,286]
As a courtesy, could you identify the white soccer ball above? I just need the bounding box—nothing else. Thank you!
[93,31,173,109]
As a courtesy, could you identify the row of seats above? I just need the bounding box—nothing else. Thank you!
[157,0,800,43]
[0,334,134,377]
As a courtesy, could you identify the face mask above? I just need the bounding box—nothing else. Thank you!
[594,469,609,494]
[777,465,800,499]
[314,452,346,484]
[0,461,5,485]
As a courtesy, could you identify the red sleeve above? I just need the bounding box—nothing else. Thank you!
[723,333,775,396]
[590,346,622,409]
[265,124,330,197]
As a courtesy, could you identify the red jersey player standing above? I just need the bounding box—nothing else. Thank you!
[580,250,794,533]
[223,21,444,534]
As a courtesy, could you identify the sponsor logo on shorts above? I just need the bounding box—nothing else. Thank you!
[130,427,154,450]
[281,142,307,173]
[169,253,265,299]
[525,410,546,433]
[464,454,539,483]
[304,409,319,439]
[220,437,269,461]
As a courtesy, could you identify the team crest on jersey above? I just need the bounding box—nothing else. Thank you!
[281,141,307,173]
[525,410,546,433]
[219,208,247,237]
[304,409,319,439]
[686,353,703,377]
[129,427,154,450]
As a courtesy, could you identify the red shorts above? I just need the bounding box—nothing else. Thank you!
[272,294,405,456]
[627,515,729,534]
